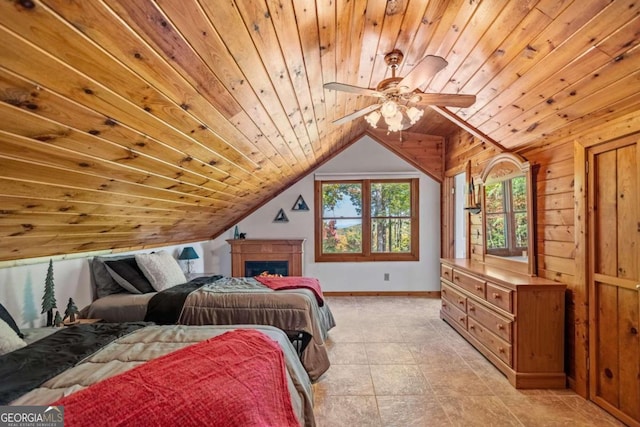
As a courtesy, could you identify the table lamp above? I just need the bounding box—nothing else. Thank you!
[178,247,199,274]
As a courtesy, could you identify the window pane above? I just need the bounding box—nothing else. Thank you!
[322,219,362,253]
[370,182,411,217]
[515,212,528,247]
[484,182,504,213]
[322,183,362,218]
[371,218,411,252]
[486,214,507,249]
[511,176,527,211]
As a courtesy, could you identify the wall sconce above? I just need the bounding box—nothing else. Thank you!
[464,177,481,214]
[178,247,199,274]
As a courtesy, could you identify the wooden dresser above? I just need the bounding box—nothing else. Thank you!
[440,258,566,389]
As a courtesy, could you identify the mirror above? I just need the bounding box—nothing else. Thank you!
[479,153,536,276]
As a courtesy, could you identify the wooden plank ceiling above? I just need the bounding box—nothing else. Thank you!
[0,0,638,261]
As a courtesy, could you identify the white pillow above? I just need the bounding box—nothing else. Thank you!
[0,317,27,355]
[135,251,187,291]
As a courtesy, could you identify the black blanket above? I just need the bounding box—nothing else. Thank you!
[144,275,222,324]
[0,322,149,405]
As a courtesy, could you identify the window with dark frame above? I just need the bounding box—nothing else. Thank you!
[314,178,419,262]
[484,176,528,257]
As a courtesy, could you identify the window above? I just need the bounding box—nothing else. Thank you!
[314,178,419,262]
[484,176,527,256]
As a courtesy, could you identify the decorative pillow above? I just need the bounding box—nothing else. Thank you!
[135,251,187,291]
[0,318,27,356]
[0,303,23,339]
[104,258,155,294]
[91,255,132,298]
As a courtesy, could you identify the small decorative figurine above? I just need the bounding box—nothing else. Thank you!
[238,232,247,239]
[53,311,63,327]
[64,297,79,324]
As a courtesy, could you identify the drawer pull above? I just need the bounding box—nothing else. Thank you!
[458,317,465,322]
[492,293,501,299]
[469,325,475,330]
[442,289,447,295]
[497,323,504,330]
[498,347,505,353]
[468,306,475,311]
[454,276,460,281]
[475,285,483,291]
[444,271,450,276]
[458,299,464,305]
[442,301,447,307]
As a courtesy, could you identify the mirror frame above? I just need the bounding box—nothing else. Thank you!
[479,152,536,276]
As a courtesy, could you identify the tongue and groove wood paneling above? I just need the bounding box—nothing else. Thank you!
[1,0,639,261]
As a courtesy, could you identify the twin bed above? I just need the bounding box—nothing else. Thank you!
[2,322,315,426]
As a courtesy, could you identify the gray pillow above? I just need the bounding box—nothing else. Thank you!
[91,255,132,298]
[104,258,154,294]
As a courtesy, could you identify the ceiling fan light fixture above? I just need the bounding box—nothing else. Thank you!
[364,110,381,128]
[407,106,424,124]
[380,101,398,118]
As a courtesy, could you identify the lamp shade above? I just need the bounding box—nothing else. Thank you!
[178,247,199,260]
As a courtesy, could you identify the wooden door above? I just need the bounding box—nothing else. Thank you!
[588,134,640,427]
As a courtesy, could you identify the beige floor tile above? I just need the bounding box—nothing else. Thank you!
[377,395,452,427]
[313,395,381,427]
[359,325,405,343]
[437,395,522,426]
[328,342,369,365]
[328,325,365,343]
[498,395,599,426]
[365,342,415,364]
[420,364,495,397]
[370,364,431,395]
[314,364,374,396]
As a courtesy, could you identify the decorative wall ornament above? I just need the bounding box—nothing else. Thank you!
[273,208,289,223]
[292,195,309,211]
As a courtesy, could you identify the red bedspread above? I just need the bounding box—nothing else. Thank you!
[255,276,325,306]
[52,329,299,427]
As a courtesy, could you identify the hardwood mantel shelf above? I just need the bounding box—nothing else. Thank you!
[226,239,305,277]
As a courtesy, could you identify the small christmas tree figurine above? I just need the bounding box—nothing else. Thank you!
[41,259,57,327]
[53,311,63,327]
[64,297,79,324]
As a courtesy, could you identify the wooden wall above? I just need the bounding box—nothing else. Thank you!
[442,127,583,392]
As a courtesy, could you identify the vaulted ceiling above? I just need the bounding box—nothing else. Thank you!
[1,0,638,261]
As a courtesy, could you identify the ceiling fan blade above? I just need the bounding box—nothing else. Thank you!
[332,103,382,125]
[324,82,385,98]
[412,92,476,107]
[398,55,448,93]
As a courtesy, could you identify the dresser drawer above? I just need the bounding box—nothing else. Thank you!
[467,300,513,343]
[442,300,468,330]
[486,283,513,312]
[452,269,486,298]
[441,282,467,312]
[468,317,512,366]
[440,264,454,282]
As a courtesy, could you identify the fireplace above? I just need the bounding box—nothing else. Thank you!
[245,260,289,277]
[227,239,305,277]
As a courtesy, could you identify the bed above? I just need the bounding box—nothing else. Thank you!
[1,322,315,426]
[85,253,336,381]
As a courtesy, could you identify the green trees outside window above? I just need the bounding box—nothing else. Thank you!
[484,176,527,256]
[316,178,418,262]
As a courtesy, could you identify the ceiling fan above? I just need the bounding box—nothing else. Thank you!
[324,50,476,132]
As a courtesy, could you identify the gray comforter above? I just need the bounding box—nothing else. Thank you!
[11,324,315,427]
[179,277,335,381]
[87,277,336,381]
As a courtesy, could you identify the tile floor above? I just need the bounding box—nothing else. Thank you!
[312,296,625,427]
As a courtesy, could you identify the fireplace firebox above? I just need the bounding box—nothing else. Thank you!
[244,260,289,277]
[227,239,305,277]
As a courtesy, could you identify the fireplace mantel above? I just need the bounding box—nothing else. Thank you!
[226,239,305,277]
